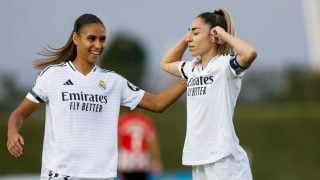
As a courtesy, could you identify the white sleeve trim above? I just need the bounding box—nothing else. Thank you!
[26,92,41,103]
[130,90,145,110]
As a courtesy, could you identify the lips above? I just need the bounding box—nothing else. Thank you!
[90,50,100,55]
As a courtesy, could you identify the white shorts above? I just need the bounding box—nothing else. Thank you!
[192,154,253,180]
[40,169,114,180]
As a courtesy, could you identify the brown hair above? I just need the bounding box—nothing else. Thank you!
[197,7,235,55]
[33,14,105,69]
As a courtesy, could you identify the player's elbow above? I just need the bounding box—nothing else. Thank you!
[245,47,257,63]
[160,61,168,72]
[248,47,257,62]
[152,103,166,113]
[239,48,258,68]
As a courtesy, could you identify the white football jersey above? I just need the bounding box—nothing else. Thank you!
[179,55,248,165]
[26,61,145,178]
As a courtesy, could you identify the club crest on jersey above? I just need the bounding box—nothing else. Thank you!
[98,80,106,90]
[127,82,140,91]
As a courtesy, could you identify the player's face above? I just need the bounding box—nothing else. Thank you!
[73,23,106,65]
[186,18,215,59]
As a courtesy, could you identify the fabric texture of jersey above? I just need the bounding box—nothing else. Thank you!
[26,61,145,178]
[178,55,248,165]
[118,112,156,172]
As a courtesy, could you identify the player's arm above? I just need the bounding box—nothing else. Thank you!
[7,98,40,158]
[160,36,187,77]
[212,26,257,68]
[138,79,186,113]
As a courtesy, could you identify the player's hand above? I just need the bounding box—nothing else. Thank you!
[211,26,226,44]
[7,133,25,158]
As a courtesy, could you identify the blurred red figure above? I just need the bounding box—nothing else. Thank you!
[118,109,162,180]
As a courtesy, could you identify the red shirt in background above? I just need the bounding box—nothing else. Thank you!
[118,112,157,172]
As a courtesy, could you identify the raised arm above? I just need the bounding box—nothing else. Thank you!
[138,79,186,113]
[7,98,40,157]
[212,26,257,68]
[160,36,188,77]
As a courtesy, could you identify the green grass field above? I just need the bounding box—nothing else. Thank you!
[1,102,320,180]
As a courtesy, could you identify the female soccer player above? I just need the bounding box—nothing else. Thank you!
[160,7,257,180]
[7,13,186,180]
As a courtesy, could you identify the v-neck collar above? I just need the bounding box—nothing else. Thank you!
[67,61,97,77]
[199,55,220,71]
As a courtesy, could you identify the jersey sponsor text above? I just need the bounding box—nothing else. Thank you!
[62,91,107,112]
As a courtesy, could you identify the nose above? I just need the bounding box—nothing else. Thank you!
[94,38,106,49]
[185,32,192,42]
[95,41,103,49]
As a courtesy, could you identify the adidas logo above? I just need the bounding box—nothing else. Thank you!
[63,79,74,85]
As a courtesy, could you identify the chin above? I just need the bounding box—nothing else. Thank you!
[190,52,199,57]
[90,57,99,63]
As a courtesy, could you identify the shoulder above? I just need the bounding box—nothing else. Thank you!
[38,62,68,77]
[96,66,123,78]
[217,54,233,62]
[212,54,234,68]
[96,66,114,74]
[95,66,130,84]
[180,57,200,74]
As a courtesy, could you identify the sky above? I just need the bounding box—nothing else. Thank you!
[0,0,308,90]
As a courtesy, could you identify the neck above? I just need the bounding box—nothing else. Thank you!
[200,51,219,69]
[200,47,218,68]
[72,59,95,75]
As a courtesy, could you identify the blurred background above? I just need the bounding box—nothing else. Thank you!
[1,0,320,179]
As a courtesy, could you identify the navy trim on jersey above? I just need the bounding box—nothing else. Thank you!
[67,62,76,71]
[40,63,67,77]
[101,69,113,73]
[127,81,140,91]
[30,90,45,103]
[229,56,247,74]
[181,62,188,79]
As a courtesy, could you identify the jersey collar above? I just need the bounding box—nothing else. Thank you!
[67,61,97,74]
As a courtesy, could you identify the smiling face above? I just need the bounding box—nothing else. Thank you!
[186,17,218,61]
[73,23,106,65]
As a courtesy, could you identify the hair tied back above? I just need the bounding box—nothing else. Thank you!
[213,10,224,17]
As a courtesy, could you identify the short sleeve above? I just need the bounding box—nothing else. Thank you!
[26,70,49,103]
[228,55,247,77]
[121,80,145,110]
[179,59,197,79]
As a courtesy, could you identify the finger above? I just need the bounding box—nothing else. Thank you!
[8,144,20,157]
[18,136,25,146]
[8,142,22,157]
[8,138,23,157]
[7,141,17,157]
[211,28,217,35]
[12,144,23,156]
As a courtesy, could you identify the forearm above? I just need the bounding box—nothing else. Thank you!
[220,32,257,67]
[139,79,187,113]
[7,112,24,137]
[160,37,187,76]
[7,98,39,136]
[156,80,186,112]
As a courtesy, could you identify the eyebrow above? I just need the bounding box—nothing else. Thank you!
[87,34,107,39]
